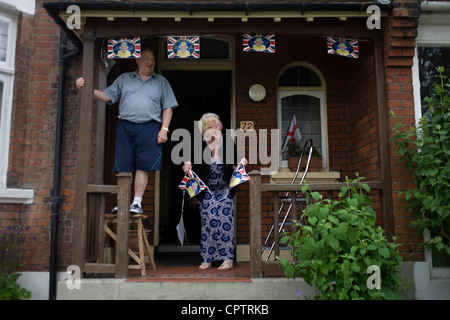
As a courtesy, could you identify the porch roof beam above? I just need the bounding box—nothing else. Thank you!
[61,10,388,39]
[44,1,391,47]
[44,1,392,14]
[59,10,387,20]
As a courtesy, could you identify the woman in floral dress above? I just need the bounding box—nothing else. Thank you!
[182,113,247,270]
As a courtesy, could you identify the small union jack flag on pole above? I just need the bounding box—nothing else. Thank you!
[179,170,209,198]
[167,36,200,59]
[107,37,141,59]
[327,37,359,58]
[229,164,250,189]
[243,34,275,53]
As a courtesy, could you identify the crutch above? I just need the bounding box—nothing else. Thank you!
[262,139,314,261]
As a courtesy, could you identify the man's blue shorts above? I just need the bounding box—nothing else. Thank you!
[114,120,162,173]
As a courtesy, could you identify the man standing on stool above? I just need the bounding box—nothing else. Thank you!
[76,47,178,214]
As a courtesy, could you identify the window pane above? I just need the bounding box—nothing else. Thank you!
[278,66,321,87]
[281,94,321,159]
[0,20,8,62]
[0,20,9,61]
[417,47,450,115]
[199,38,230,59]
[418,46,450,268]
[0,81,3,123]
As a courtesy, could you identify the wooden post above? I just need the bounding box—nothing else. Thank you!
[249,170,262,278]
[374,36,394,241]
[114,172,132,278]
[273,192,279,260]
[72,21,95,273]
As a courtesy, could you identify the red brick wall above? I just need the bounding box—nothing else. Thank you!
[1,0,61,271]
[383,0,423,261]
[234,34,385,244]
[348,41,381,181]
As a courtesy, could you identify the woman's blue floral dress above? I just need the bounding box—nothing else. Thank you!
[199,162,235,263]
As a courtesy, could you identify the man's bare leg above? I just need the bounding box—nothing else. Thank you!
[131,170,148,213]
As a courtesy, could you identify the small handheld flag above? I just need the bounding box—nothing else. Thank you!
[176,211,187,246]
[229,164,250,189]
[282,115,303,157]
[178,170,208,198]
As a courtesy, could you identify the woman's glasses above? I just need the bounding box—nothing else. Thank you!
[207,123,222,129]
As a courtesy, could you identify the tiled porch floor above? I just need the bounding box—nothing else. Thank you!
[126,253,283,282]
[127,263,253,283]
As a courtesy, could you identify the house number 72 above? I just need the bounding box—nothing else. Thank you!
[240,121,254,131]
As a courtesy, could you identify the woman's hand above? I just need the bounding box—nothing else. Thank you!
[239,157,248,166]
[182,162,192,173]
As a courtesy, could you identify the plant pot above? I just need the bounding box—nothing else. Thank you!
[128,229,151,252]
[288,156,322,172]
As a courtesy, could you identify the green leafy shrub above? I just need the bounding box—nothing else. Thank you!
[0,226,32,300]
[278,174,406,300]
[390,67,450,257]
[0,273,31,300]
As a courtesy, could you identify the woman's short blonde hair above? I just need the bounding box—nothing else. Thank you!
[198,113,221,135]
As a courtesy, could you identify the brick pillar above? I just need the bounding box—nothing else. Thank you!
[383,0,424,261]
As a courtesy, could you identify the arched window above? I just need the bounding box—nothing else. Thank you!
[277,63,327,169]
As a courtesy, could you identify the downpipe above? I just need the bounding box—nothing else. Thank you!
[48,28,81,300]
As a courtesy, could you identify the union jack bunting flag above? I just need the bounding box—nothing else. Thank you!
[107,37,141,59]
[178,170,208,198]
[243,34,275,53]
[167,36,200,59]
[327,37,359,58]
[229,164,250,189]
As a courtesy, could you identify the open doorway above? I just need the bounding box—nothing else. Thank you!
[158,70,231,252]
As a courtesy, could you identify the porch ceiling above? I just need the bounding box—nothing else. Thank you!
[44,1,390,47]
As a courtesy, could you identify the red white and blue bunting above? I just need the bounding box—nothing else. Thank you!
[167,36,200,59]
[327,37,359,59]
[243,34,275,53]
[107,37,141,59]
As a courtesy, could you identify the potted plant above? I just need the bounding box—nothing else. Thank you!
[286,138,322,172]
[129,215,152,253]
[278,174,407,300]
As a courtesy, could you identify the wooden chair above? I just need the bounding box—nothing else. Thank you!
[104,213,156,276]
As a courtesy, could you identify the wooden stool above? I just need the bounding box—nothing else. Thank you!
[104,214,156,276]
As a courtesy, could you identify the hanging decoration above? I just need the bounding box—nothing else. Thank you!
[167,36,200,59]
[229,164,250,189]
[178,169,209,198]
[107,37,141,59]
[327,37,359,58]
[243,34,275,53]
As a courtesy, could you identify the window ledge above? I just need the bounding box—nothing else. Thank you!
[271,169,341,184]
[0,188,34,204]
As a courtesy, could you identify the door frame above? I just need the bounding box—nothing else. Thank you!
[153,35,236,247]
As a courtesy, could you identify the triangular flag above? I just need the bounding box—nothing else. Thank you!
[178,170,208,198]
[282,115,303,156]
[176,213,186,246]
[229,164,250,189]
